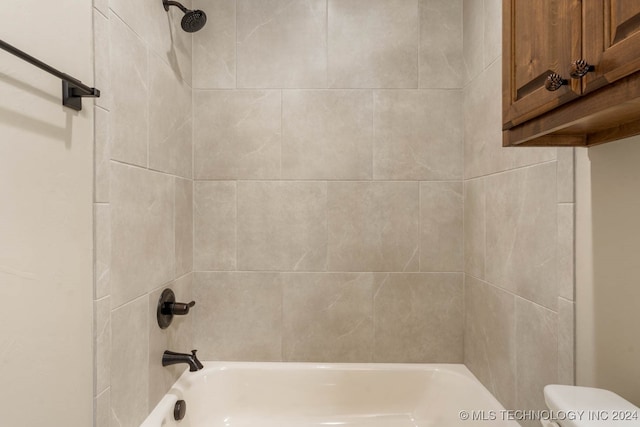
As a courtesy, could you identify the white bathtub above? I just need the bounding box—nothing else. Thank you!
[141,362,519,427]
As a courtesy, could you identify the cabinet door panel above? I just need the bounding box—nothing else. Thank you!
[584,0,640,93]
[503,0,582,128]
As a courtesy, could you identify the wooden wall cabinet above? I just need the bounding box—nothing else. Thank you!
[503,0,640,147]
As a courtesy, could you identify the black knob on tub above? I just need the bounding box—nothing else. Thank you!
[174,399,187,421]
[545,73,569,91]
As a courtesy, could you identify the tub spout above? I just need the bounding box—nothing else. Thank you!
[162,349,203,372]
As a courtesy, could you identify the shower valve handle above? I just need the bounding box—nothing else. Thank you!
[162,300,196,316]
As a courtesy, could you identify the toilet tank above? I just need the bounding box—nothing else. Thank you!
[544,385,640,427]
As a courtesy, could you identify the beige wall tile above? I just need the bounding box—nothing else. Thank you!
[237,0,327,88]
[194,181,237,271]
[374,90,463,180]
[175,178,193,277]
[557,147,575,203]
[94,9,111,111]
[193,0,236,88]
[109,0,147,41]
[558,203,575,301]
[149,53,193,179]
[194,272,282,360]
[420,182,463,272]
[516,298,558,425]
[464,178,485,279]
[374,273,463,362]
[94,389,110,427]
[145,0,193,85]
[329,0,418,88]
[111,163,175,308]
[194,90,281,179]
[238,181,327,271]
[282,90,373,180]
[464,275,516,409]
[464,60,557,180]
[94,0,108,18]
[327,182,419,272]
[485,163,558,310]
[111,297,149,427]
[483,0,502,67]
[282,273,374,362]
[419,0,463,88]
[94,297,111,395]
[109,13,148,167]
[558,297,575,385]
[95,107,110,203]
[95,204,111,299]
[462,0,483,85]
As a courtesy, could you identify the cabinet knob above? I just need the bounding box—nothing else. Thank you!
[570,59,595,79]
[545,73,569,91]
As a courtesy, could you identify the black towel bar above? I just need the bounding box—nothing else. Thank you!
[0,39,100,111]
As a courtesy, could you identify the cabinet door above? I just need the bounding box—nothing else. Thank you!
[583,0,640,93]
[503,0,582,129]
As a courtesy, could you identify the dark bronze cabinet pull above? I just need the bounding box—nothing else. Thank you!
[545,73,569,91]
[570,59,595,79]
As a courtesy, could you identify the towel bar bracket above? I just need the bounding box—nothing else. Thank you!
[62,80,101,111]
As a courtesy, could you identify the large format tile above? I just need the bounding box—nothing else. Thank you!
[462,0,483,85]
[175,178,193,278]
[111,297,149,427]
[194,272,282,360]
[374,273,463,362]
[238,181,327,271]
[95,204,111,299]
[194,181,237,271]
[374,90,463,180]
[464,178,485,279]
[194,90,281,179]
[464,60,556,179]
[558,297,575,385]
[329,0,418,88]
[110,163,175,308]
[516,298,558,427]
[94,297,111,395]
[483,0,502,67]
[420,182,463,272]
[327,182,419,272]
[557,147,575,203]
[237,0,327,88]
[419,0,463,88]
[109,13,149,167]
[94,106,110,203]
[282,90,373,180]
[193,0,236,88]
[485,163,558,310]
[94,9,111,111]
[464,276,516,409]
[558,203,575,301]
[148,53,192,179]
[282,273,374,362]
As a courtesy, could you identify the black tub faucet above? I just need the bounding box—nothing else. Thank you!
[162,350,203,372]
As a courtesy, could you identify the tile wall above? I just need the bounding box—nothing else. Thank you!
[191,0,465,364]
[462,1,575,426]
[92,1,194,426]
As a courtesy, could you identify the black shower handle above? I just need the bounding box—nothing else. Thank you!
[162,300,196,316]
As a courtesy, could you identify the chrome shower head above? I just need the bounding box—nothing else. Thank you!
[162,0,207,33]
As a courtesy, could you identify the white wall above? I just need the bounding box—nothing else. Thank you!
[576,136,640,406]
[0,1,94,426]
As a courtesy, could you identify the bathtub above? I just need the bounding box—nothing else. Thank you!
[141,362,519,427]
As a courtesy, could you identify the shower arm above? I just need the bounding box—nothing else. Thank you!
[163,0,188,13]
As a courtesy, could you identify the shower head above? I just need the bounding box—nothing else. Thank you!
[162,0,207,33]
